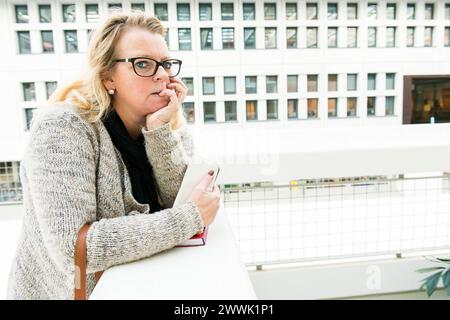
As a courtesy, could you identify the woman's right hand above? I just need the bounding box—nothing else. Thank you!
[188,170,221,227]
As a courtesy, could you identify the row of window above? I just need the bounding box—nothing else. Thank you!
[17,25,450,54]
[182,96,396,124]
[180,73,396,97]
[14,2,450,24]
[20,74,394,106]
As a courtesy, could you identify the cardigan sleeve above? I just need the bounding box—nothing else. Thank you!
[141,123,195,209]
[25,116,203,274]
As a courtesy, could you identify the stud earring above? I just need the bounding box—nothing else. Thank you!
[108,89,115,95]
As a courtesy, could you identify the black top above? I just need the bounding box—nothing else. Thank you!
[102,109,162,213]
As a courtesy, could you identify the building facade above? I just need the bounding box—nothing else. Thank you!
[0,0,450,202]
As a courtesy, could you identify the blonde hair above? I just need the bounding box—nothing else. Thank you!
[48,13,186,129]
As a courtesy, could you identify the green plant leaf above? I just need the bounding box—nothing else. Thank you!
[442,269,450,296]
[416,267,445,274]
[435,258,450,263]
[420,271,442,297]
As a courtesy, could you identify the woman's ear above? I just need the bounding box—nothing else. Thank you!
[101,70,115,92]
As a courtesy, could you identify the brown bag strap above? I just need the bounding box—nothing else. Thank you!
[74,223,103,300]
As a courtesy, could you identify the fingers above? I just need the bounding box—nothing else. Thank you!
[170,77,188,91]
[159,88,179,108]
[167,82,186,101]
[196,171,215,190]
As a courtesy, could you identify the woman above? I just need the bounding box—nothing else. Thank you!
[7,13,220,299]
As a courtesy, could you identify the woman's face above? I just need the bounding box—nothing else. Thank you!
[106,27,172,117]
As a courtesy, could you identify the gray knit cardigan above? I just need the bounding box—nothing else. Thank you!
[7,103,203,299]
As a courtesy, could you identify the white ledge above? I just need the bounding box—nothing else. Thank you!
[90,211,256,300]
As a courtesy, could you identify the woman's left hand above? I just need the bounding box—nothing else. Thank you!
[146,77,188,129]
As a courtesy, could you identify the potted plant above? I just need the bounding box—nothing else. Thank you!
[416,257,450,297]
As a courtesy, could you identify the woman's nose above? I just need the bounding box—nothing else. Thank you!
[153,65,170,81]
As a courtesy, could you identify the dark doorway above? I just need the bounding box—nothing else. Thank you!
[403,76,450,124]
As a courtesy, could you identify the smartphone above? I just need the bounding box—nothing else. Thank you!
[207,167,220,192]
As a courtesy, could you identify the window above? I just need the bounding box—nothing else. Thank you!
[178,28,191,50]
[445,27,450,47]
[367,97,376,116]
[286,28,297,48]
[182,102,195,123]
[265,28,277,49]
[202,77,215,95]
[286,3,297,20]
[15,5,28,23]
[287,99,298,119]
[46,81,57,99]
[386,27,396,47]
[386,73,395,90]
[287,75,298,92]
[367,3,377,20]
[24,108,37,131]
[347,3,358,19]
[41,31,54,53]
[267,100,278,120]
[246,100,258,120]
[368,73,377,90]
[108,3,122,13]
[225,101,237,121]
[18,31,31,54]
[199,3,212,20]
[347,74,357,91]
[307,75,318,92]
[407,27,415,47]
[224,77,236,94]
[264,3,276,20]
[86,4,99,22]
[221,3,234,20]
[245,76,257,94]
[203,102,216,122]
[154,3,168,20]
[368,27,377,47]
[347,98,357,117]
[446,4,450,20]
[0,161,22,203]
[407,3,415,20]
[22,83,36,101]
[200,28,213,50]
[243,3,255,20]
[222,28,235,49]
[62,4,76,23]
[328,74,338,91]
[307,27,318,48]
[425,27,433,47]
[39,5,52,23]
[385,96,395,115]
[244,28,256,49]
[266,76,278,93]
[386,3,396,20]
[64,30,78,53]
[181,77,194,95]
[425,3,434,20]
[177,3,190,20]
[306,3,318,20]
[308,98,318,118]
[131,3,145,12]
[328,27,338,48]
[328,3,338,20]
[328,98,338,117]
[347,27,358,48]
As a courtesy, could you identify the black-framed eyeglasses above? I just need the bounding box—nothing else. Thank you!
[112,57,182,78]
